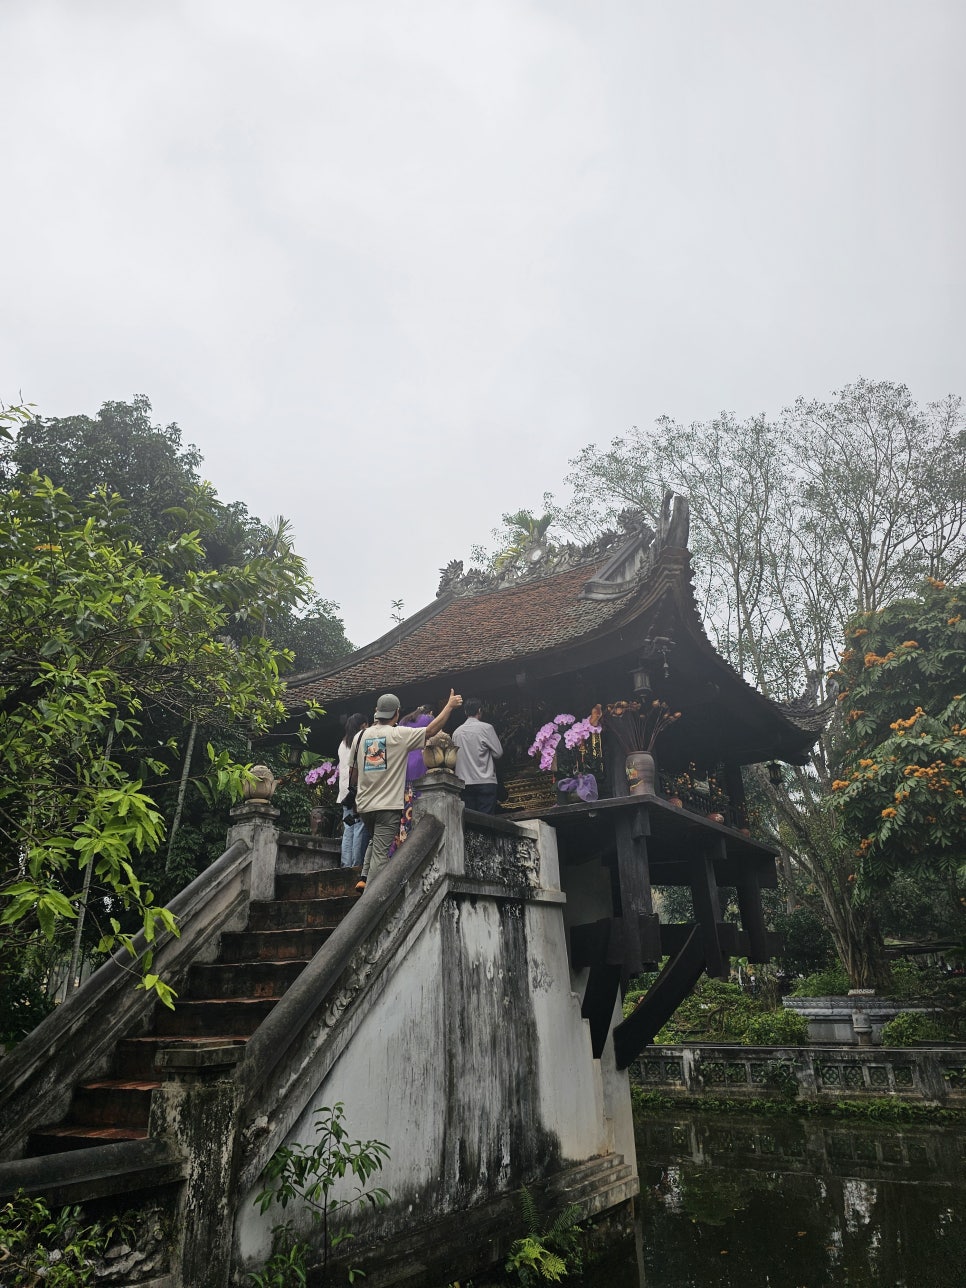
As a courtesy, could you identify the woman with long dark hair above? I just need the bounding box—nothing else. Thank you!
[338,712,370,868]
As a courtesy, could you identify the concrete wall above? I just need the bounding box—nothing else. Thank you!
[233,789,635,1279]
[0,782,637,1287]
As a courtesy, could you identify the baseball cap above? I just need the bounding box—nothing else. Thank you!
[374,693,401,718]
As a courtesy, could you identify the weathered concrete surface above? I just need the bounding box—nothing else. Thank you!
[149,1044,245,1288]
[232,779,637,1282]
[1,778,638,1287]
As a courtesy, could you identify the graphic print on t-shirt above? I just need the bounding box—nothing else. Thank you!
[363,736,387,772]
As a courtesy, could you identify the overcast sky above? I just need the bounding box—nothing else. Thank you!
[3,1,964,651]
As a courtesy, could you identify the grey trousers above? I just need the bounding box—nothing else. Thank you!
[359,809,401,885]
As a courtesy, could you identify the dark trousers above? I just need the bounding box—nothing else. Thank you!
[463,783,499,814]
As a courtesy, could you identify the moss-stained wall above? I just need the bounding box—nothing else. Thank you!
[233,817,634,1281]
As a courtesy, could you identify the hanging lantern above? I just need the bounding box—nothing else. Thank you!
[767,761,783,787]
[630,663,652,698]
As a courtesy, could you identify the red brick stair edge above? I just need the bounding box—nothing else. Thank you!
[237,814,444,1107]
[0,838,252,1161]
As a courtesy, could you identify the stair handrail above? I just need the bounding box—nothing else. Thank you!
[0,1135,186,1204]
[237,814,444,1112]
[0,836,252,1159]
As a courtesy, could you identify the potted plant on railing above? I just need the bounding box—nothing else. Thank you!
[602,700,681,796]
[527,711,601,802]
[707,772,730,823]
[304,760,340,836]
[666,762,699,808]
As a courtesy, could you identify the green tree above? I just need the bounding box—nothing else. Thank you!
[2,399,353,671]
[1,396,203,552]
[269,594,353,674]
[831,579,966,891]
[492,508,557,571]
[0,473,313,1003]
[252,1103,390,1286]
[470,498,560,572]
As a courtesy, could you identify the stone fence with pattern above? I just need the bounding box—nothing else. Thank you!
[631,1044,966,1104]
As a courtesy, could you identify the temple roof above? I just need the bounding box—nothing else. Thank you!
[284,502,828,765]
[287,557,627,706]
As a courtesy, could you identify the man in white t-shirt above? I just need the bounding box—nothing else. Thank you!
[354,688,462,890]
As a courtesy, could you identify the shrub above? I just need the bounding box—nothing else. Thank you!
[0,965,56,1048]
[886,960,927,1000]
[0,1192,134,1285]
[880,1011,946,1046]
[653,977,764,1044]
[790,965,851,997]
[742,1010,810,1047]
[505,1187,582,1287]
[251,1103,390,1286]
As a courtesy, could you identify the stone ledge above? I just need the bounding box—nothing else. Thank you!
[632,1042,966,1103]
[0,1137,186,1205]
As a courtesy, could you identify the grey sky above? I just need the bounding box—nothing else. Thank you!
[3,1,963,650]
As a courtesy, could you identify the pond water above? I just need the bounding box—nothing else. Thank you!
[622,1109,966,1287]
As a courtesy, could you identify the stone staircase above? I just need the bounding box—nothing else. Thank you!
[26,843,360,1156]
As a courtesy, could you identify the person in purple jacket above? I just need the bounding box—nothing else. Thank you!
[388,706,433,857]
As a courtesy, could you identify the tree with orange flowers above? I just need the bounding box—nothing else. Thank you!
[831,579,966,886]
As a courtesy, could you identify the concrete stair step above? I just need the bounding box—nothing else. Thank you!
[246,896,357,931]
[154,997,278,1037]
[113,1036,249,1080]
[274,867,362,901]
[577,1173,640,1220]
[219,926,334,961]
[20,841,362,1161]
[69,1082,156,1128]
[184,959,308,999]
[27,1124,148,1155]
[558,1161,637,1209]
[276,832,342,875]
[334,1155,636,1288]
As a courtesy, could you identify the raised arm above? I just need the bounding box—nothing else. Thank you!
[424,689,462,739]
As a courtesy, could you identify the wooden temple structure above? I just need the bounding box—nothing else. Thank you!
[282,498,827,1067]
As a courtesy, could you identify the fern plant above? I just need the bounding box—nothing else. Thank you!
[505,1187,583,1286]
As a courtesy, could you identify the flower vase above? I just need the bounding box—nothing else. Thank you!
[625,751,657,796]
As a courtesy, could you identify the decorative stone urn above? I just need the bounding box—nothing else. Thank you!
[423,732,458,771]
[625,751,657,796]
[242,764,281,801]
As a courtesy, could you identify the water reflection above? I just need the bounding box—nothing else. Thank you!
[636,1111,966,1287]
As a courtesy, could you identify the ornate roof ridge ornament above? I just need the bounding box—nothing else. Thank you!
[775,672,839,734]
[436,493,690,599]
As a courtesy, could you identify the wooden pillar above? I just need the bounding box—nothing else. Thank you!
[735,866,770,963]
[688,836,727,979]
[614,807,659,982]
